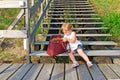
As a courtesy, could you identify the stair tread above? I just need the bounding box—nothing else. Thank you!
[43,27,108,30]
[34,41,117,45]
[43,22,104,24]
[48,10,95,12]
[47,14,98,16]
[38,34,112,37]
[51,3,90,5]
[51,5,92,7]
[44,18,101,20]
[49,8,93,9]
[30,50,120,56]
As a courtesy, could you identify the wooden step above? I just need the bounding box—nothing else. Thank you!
[51,3,90,5]
[53,1,88,3]
[43,22,104,25]
[30,50,120,56]
[51,5,92,8]
[47,14,98,16]
[38,34,112,37]
[44,18,101,20]
[43,27,108,30]
[49,8,93,10]
[48,10,95,13]
[34,41,117,45]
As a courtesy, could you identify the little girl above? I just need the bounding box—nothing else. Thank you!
[61,23,93,68]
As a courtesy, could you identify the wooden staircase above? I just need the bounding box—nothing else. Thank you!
[30,0,120,57]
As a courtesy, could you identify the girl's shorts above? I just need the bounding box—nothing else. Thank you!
[77,44,83,49]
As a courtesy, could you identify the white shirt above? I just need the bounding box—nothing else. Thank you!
[64,32,82,51]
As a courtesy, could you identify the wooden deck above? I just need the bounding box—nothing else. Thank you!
[0,63,120,80]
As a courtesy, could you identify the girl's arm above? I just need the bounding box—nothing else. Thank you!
[67,32,76,43]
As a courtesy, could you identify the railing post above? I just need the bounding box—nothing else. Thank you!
[46,0,48,18]
[41,0,44,33]
[24,0,31,63]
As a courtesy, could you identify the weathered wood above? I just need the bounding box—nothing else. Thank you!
[88,64,106,80]
[51,64,64,80]
[37,64,53,80]
[22,64,43,80]
[0,64,12,74]
[8,9,24,30]
[49,8,93,10]
[108,64,120,78]
[38,34,111,37]
[51,5,92,7]
[30,0,43,18]
[0,30,27,38]
[43,22,104,25]
[0,64,22,80]
[65,64,78,80]
[34,41,117,45]
[53,1,88,3]
[44,18,101,20]
[8,64,33,80]
[0,0,27,8]
[77,64,92,80]
[51,3,90,5]
[30,50,120,56]
[98,64,119,79]
[47,14,98,16]
[30,0,52,42]
[43,27,107,30]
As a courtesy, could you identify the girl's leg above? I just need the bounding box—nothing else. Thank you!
[77,49,90,62]
[77,49,93,67]
[68,51,77,63]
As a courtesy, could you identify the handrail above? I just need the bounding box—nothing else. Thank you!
[30,0,52,42]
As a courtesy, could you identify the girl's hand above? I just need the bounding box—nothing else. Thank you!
[62,38,68,42]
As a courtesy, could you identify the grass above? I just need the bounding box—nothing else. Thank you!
[89,0,120,42]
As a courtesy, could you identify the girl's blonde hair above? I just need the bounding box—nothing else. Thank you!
[61,23,73,32]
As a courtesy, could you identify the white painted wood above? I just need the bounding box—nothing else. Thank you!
[0,30,27,38]
[0,0,27,8]
[0,64,12,74]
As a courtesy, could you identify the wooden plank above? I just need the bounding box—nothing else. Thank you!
[108,64,120,78]
[30,0,52,42]
[53,1,88,3]
[50,64,64,80]
[0,30,27,38]
[8,64,33,80]
[98,64,119,79]
[22,64,43,80]
[8,9,24,30]
[0,64,12,74]
[65,64,78,80]
[44,18,101,20]
[43,27,107,30]
[88,64,106,80]
[49,8,93,10]
[47,14,98,16]
[30,50,120,56]
[38,34,111,37]
[43,22,104,25]
[36,64,54,80]
[0,0,27,8]
[0,64,22,80]
[51,5,92,8]
[48,10,95,13]
[30,0,43,18]
[34,41,117,45]
[51,3,90,5]
[77,64,92,80]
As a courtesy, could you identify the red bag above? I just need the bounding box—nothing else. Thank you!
[47,35,67,57]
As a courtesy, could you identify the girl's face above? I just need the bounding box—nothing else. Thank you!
[63,29,72,36]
